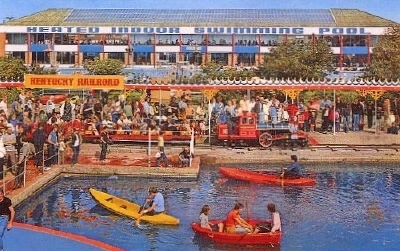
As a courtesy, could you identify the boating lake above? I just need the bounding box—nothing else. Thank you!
[15,163,400,251]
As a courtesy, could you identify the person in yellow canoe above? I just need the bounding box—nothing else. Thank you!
[135,187,165,226]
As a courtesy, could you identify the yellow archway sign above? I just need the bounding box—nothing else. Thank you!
[24,74,125,90]
[356,90,386,100]
[281,89,303,100]
[202,89,219,100]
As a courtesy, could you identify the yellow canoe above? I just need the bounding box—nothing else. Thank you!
[89,188,180,225]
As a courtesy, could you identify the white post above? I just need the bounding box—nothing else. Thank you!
[159,89,162,126]
[148,127,151,166]
[375,99,378,135]
[23,158,27,187]
[333,90,336,135]
[208,99,211,145]
[190,128,195,167]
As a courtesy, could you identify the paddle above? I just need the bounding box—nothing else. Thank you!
[138,199,148,214]
[138,187,151,213]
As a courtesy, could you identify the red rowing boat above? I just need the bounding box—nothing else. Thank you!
[191,220,281,245]
[219,167,317,186]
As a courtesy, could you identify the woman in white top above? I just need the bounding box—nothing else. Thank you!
[253,203,281,234]
[199,205,224,232]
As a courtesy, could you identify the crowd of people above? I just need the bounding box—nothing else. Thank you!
[209,92,400,136]
[0,88,400,181]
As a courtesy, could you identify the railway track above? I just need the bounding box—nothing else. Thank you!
[107,143,400,153]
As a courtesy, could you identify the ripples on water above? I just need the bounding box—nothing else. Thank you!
[15,163,400,251]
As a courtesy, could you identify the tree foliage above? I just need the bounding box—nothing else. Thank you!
[0,57,27,81]
[201,62,257,80]
[28,64,58,75]
[259,40,334,80]
[84,57,124,75]
[365,26,400,81]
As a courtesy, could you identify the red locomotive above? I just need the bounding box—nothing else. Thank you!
[216,105,310,148]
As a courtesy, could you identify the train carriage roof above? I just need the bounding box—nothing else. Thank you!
[2,8,397,27]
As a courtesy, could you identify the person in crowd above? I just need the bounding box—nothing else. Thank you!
[0,97,8,115]
[60,97,73,122]
[82,98,94,120]
[281,155,303,178]
[37,110,48,124]
[302,106,311,132]
[195,102,206,121]
[99,126,111,162]
[46,95,55,119]
[199,205,224,232]
[387,122,399,134]
[2,126,17,175]
[321,104,331,133]
[58,136,66,165]
[178,147,193,167]
[14,139,35,188]
[0,140,5,180]
[156,131,170,167]
[142,97,151,118]
[185,101,195,120]
[269,104,278,123]
[366,101,374,129]
[32,123,47,169]
[319,95,332,111]
[71,128,83,165]
[15,126,25,157]
[136,187,165,226]
[93,98,103,121]
[376,106,384,133]
[225,202,253,233]
[239,95,250,113]
[124,100,133,120]
[351,98,364,131]
[46,124,59,170]
[252,203,281,234]
[0,189,15,251]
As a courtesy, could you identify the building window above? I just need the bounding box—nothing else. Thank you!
[6,33,27,44]
[108,52,125,63]
[57,52,75,64]
[211,53,228,65]
[237,53,255,66]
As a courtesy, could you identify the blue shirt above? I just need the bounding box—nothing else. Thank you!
[153,192,165,213]
[287,162,303,176]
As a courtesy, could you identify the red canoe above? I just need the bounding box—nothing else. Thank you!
[219,167,317,186]
[191,220,281,245]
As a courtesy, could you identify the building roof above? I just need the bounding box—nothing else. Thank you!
[2,8,397,27]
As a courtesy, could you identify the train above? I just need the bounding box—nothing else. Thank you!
[79,104,311,148]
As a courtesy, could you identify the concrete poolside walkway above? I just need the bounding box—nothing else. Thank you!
[3,223,123,251]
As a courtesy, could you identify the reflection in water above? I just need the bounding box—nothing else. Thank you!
[14,164,400,251]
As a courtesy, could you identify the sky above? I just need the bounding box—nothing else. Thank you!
[0,0,399,23]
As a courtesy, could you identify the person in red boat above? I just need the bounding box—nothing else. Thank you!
[225,202,253,233]
[252,203,281,234]
[281,155,303,178]
[199,205,223,232]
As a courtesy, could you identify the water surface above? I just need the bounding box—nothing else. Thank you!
[15,163,400,251]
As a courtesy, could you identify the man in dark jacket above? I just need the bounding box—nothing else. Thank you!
[32,123,47,169]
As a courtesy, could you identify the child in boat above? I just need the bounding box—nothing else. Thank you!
[199,205,223,232]
[253,203,281,233]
